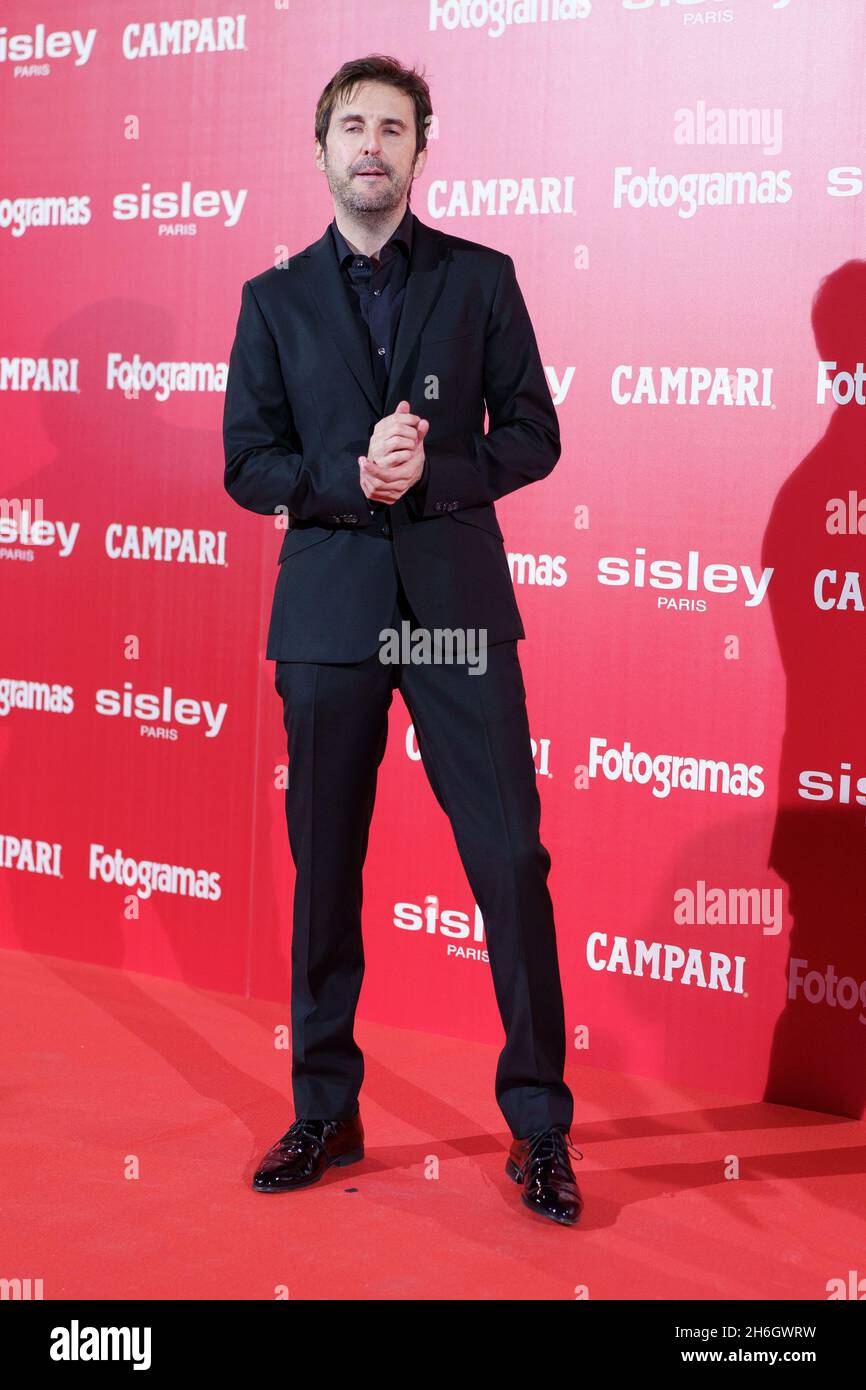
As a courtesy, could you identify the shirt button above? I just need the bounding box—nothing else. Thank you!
[373,288,381,296]
[377,346,385,355]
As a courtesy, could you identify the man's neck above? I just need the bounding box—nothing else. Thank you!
[334,203,408,260]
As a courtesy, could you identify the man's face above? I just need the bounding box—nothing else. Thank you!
[316,80,427,216]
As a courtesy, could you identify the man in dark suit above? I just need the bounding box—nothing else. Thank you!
[223,55,582,1225]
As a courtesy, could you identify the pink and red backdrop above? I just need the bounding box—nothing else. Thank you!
[2,0,865,1117]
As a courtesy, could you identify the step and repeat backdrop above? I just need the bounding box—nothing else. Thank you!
[2,0,864,1117]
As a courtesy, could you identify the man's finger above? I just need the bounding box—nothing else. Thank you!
[379,445,419,460]
[373,454,420,475]
[361,450,415,476]
[380,421,420,440]
[373,412,421,432]
[369,433,419,456]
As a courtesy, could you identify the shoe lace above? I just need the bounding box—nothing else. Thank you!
[522,1126,583,1178]
[278,1118,331,1153]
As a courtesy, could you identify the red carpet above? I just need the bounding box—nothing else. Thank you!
[3,948,864,1301]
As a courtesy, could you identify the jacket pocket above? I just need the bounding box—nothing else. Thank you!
[421,326,479,345]
[447,505,503,540]
[277,526,336,563]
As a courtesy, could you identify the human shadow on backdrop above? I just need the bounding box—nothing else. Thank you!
[761,260,866,1119]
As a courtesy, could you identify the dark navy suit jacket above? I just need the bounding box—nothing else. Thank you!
[222,213,561,662]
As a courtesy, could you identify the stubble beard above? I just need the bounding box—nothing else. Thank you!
[325,156,410,231]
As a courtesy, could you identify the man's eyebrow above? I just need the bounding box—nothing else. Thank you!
[336,111,408,128]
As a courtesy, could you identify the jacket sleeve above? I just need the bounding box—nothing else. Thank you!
[222,278,373,525]
[404,253,561,519]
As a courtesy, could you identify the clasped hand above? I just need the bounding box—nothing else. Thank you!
[358,400,429,504]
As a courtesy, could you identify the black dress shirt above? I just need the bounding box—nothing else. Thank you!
[330,205,425,520]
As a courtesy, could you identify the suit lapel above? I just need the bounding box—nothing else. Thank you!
[297,226,381,414]
[384,216,450,414]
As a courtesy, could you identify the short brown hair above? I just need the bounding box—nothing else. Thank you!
[315,54,433,202]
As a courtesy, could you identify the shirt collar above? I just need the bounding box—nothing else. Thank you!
[330,204,414,270]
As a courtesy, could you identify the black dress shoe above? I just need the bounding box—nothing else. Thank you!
[505,1125,584,1225]
[252,1110,365,1192]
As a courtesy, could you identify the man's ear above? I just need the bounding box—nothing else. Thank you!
[314,139,325,173]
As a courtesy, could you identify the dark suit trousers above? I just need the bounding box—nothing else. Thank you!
[273,546,574,1139]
